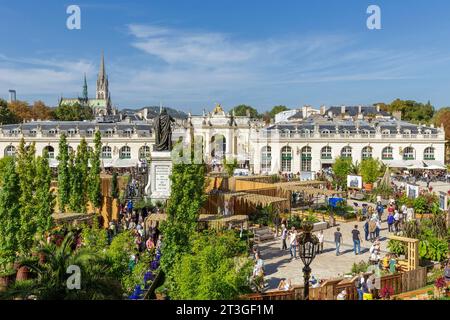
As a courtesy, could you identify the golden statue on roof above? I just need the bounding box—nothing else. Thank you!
[213,103,224,115]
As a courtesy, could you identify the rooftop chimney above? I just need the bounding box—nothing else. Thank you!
[8,90,16,103]
[358,105,362,114]
[320,105,326,115]
[376,104,381,112]
[341,105,346,114]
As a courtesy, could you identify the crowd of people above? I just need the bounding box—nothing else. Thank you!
[107,199,163,271]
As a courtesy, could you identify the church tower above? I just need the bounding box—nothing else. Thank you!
[96,52,109,100]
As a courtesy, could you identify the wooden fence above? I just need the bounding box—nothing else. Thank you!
[241,267,427,300]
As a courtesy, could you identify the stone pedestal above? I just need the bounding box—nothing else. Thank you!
[145,151,172,203]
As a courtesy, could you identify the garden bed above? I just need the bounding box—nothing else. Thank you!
[293,210,357,223]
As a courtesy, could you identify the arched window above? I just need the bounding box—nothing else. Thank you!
[67,128,76,136]
[120,146,131,159]
[382,130,391,138]
[67,146,74,154]
[281,146,292,172]
[139,146,151,161]
[43,146,55,159]
[342,130,351,138]
[362,146,373,159]
[261,146,272,173]
[101,146,112,159]
[382,147,393,160]
[301,146,312,172]
[424,147,435,160]
[403,147,415,160]
[321,146,332,159]
[211,135,226,159]
[4,145,16,157]
[341,146,352,159]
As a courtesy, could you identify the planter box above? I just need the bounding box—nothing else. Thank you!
[312,221,328,232]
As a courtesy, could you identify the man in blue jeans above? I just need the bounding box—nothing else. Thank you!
[334,227,343,256]
[351,225,362,255]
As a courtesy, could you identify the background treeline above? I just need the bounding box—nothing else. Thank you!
[0,98,94,124]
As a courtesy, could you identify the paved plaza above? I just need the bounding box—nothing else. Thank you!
[259,208,390,289]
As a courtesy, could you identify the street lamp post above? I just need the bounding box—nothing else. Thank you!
[298,221,320,300]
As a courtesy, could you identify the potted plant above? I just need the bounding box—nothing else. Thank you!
[0,269,17,292]
[379,285,395,300]
[434,277,447,298]
[155,285,168,300]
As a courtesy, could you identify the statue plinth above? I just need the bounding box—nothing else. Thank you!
[145,151,172,204]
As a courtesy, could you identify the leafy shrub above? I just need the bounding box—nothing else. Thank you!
[287,215,302,229]
[351,261,369,274]
[388,240,406,256]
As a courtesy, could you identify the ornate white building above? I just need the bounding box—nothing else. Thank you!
[252,105,446,176]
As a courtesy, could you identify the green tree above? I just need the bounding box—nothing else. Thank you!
[160,163,207,280]
[223,157,238,177]
[268,105,289,118]
[382,99,435,124]
[111,172,119,199]
[34,151,55,235]
[230,105,259,118]
[69,148,85,213]
[169,231,252,300]
[0,158,21,272]
[332,157,353,189]
[54,102,94,121]
[0,98,18,124]
[88,130,102,212]
[360,158,382,184]
[57,134,70,213]
[16,139,38,255]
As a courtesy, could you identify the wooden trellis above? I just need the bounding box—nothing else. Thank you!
[387,235,419,271]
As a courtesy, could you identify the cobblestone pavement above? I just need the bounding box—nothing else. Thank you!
[258,210,389,290]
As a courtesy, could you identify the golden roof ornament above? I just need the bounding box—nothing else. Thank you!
[213,103,224,114]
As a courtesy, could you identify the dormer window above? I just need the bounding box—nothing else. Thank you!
[321,130,331,137]
[403,129,411,138]
[67,129,76,136]
[382,130,391,138]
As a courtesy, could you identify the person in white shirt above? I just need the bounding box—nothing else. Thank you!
[393,210,400,232]
[317,230,324,254]
[289,228,298,260]
[406,207,414,221]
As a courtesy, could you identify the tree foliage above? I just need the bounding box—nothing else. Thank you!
[360,158,382,184]
[380,99,435,124]
[34,151,55,235]
[0,98,18,124]
[230,105,259,118]
[54,102,93,121]
[332,157,353,189]
[0,158,21,271]
[88,130,102,210]
[268,105,289,118]
[57,134,70,213]
[16,139,38,254]
[160,163,207,280]
[169,231,252,300]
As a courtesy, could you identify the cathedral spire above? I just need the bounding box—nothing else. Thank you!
[99,50,106,81]
[82,73,88,100]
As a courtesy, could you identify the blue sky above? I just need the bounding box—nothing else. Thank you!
[1,0,450,114]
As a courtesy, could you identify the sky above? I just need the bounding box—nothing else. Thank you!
[1,0,450,114]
